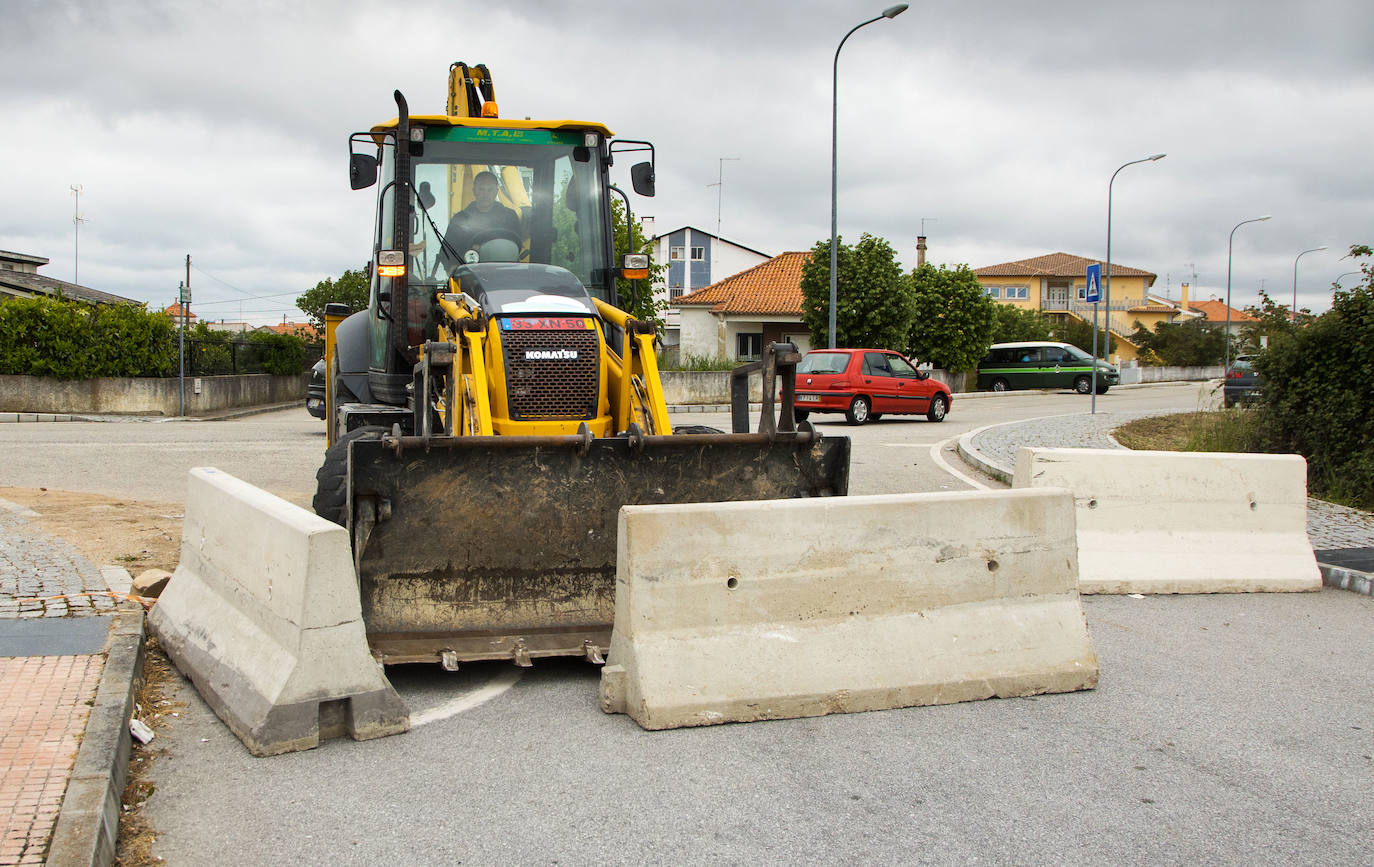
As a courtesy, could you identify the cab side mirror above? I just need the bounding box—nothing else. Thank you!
[350,153,379,190]
[631,161,655,197]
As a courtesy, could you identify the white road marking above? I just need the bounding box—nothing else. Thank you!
[410,668,525,727]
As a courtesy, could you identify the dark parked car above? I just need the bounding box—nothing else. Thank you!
[306,359,326,419]
[1223,356,1260,407]
[976,341,1119,394]
[793,348,952,426]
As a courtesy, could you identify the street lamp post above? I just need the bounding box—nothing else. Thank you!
[1334,271,1360,287]
[829,4,908,349]
[1291,245,1327,323]
[1094,153,1165,413]
[1224,215,1272,371]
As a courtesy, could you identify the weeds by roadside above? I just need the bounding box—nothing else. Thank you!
[115,637,181,866]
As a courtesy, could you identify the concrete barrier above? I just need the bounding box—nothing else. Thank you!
[1013,447,1321,594]
[599,488,1098,730]
[149,467,408,756]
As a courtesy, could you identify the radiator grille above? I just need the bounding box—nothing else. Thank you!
[501,328,601,420]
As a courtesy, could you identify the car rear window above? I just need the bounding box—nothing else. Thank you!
[798,353,850,374]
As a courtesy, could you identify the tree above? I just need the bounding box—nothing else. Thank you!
[800,234,913,350]
[1239,289,1312,352]
[990,304,1052,344]
[609,197,667,328]
[296,269,369,331]
[906,263,997,371]
[1255,244,1374,507]
[1128,318,1225,366]
[1051,317,1115,357]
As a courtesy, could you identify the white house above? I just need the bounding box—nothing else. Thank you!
[641,220,770,349]
[675,251,813,362]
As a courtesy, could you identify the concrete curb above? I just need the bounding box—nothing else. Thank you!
[1320,563,1374,597]
[46,604,146,867]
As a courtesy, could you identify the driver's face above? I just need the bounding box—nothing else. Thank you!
[473,178,499,208]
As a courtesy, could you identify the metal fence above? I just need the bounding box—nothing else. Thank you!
[180,339,322,376]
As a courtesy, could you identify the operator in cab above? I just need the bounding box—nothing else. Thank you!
[439,170,521,269]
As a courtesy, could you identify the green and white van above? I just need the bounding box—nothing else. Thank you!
[976,341,1120,394]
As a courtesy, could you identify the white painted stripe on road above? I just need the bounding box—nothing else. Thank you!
[929,437,991,490]
[410,668,524,727]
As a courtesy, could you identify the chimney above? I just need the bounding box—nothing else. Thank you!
[1180,282,1190,311]
[916,236,927,268]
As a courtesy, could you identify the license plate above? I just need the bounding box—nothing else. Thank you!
[796,394,821,402]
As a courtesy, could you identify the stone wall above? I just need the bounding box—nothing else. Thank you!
[0,373,308,417]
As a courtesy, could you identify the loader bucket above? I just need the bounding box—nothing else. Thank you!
[345,430,849,666]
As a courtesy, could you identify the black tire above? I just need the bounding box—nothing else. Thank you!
[1074,376,1092,395]
[991,378,1009,392]
[793,408,810,422]
[869,413,883,421]
[674,424,725,435]
[926,394,948,422]
[1095,385,1110,395]
[845,396,871,426]
[312,425,386,526]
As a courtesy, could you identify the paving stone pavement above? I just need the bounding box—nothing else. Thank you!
[0,506,115,866]
[968,408,1374,551]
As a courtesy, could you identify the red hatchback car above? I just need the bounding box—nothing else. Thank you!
[793,349,952,425]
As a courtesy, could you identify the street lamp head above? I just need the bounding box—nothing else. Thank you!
[1258,215,1272,221]
[1148,153,1166,161]
[1314,245,1329,251]
[882,4,909,18]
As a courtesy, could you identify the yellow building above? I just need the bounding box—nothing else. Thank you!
[974,252,1188,362]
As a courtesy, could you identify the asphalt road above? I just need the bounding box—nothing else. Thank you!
[8,382,1370,864]
[0,380,1217,507]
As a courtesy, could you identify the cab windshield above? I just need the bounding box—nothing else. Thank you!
[378,127,611,306]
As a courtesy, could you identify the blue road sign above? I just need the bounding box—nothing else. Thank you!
[1085,263,1102,304]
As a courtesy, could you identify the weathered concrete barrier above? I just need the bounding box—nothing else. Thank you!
[149,467,408,756]
[0,372,306,416]
[599,488,1098,730]
[1013,447,1321,594]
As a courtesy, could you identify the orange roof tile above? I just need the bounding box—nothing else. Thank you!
[1185,299,1257,323]
[262,322,322,339]
[675,251,809,315]
[162,302,197,320]
[976,252,1155,281]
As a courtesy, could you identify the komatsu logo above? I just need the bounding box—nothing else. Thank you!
[524,349,579,360]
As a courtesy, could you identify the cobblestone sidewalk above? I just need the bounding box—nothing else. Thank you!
[0,504,117,866]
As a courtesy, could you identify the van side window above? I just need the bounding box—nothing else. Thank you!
[1043,347,1068,363]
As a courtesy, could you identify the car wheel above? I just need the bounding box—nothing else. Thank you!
[845,396,871,426]
[991,378,1009,392]
[793,408,810,422]
[869,413,883,421]
[1074,375,1092,394]
[1095,385,1110,395]
[926,394,948,422]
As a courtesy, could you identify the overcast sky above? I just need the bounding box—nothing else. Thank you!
[3,0,1371,324]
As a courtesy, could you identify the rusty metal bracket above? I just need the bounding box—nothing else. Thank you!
[583,641,605,665]
[512,639,533,667]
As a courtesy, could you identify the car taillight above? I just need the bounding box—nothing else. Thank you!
[1227,370,1242,379]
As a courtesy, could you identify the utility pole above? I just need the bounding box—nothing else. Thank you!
[70,185,84,284]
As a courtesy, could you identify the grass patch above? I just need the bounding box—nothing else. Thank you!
[115,637,183,866]
[659,352,738,372]
[1114,409,1265,454]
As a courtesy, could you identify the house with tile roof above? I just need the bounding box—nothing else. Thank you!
[0,250,143,307]
[675,251,813,362]
[974,252,1193,362]
[161,301,197,322]
[641,220,771,350]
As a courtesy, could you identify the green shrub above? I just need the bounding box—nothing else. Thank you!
[665,352,737,371]
[0,295,176,379]
[245,330,306,376]
[1254,247,1374,507]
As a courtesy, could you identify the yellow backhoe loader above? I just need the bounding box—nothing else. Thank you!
[320,63,850,669]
